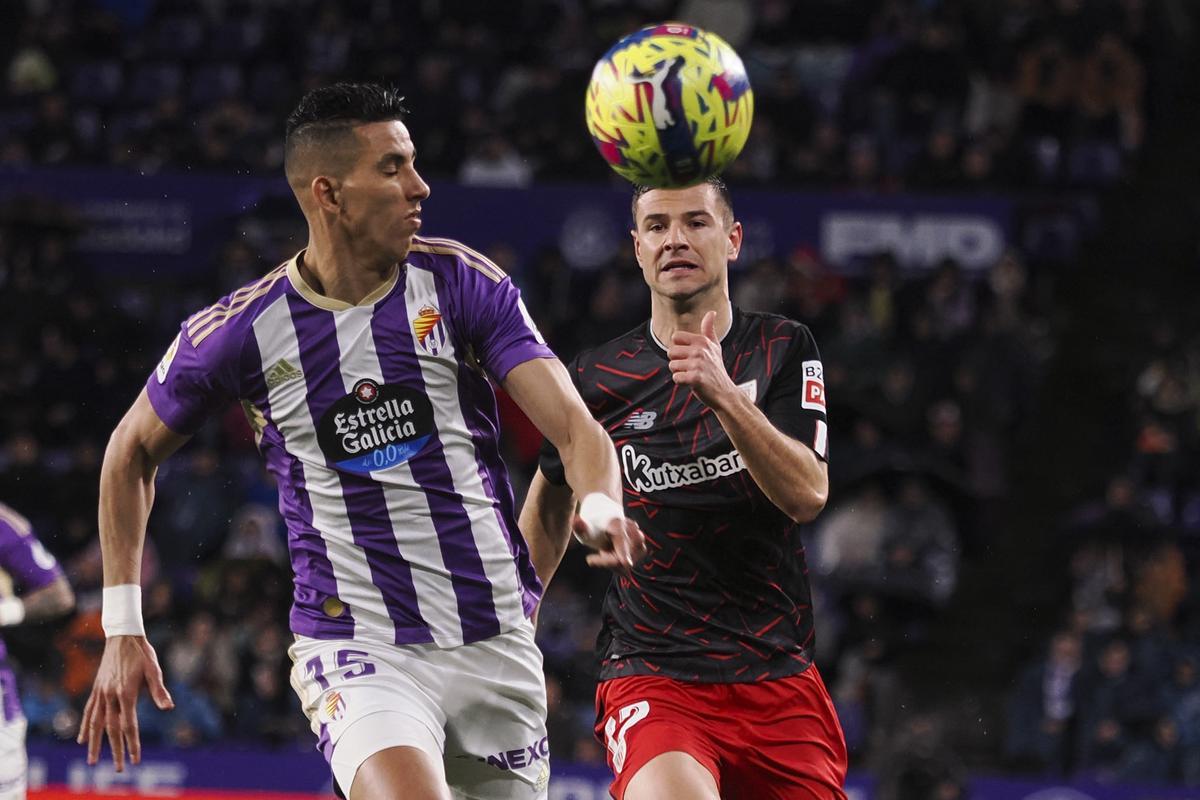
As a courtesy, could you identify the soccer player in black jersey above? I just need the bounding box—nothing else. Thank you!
[521,177,847,799]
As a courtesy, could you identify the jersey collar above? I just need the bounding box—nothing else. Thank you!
[646,303,738,357]
[287,249,403,311]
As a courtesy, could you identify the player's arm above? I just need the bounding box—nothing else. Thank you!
[518,467,577,589]
[79,389,188,771]
[0,528,75,627]
[503,358,645,573]
[669,312,828,523]
[1,576,75,625]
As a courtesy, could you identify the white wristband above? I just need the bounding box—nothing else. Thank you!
[576,493,624,548]
[102,584,146,637]
[0,597,25,627]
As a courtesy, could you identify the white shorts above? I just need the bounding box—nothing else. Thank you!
[0,715,27,800]
[289,621,549,799]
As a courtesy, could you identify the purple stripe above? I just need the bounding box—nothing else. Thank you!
[372,277,501,642]
[242,329,355,639]
[287,294,432,645]
[0,666,19,722]
[456,365,542,617]
[316,722,335,763]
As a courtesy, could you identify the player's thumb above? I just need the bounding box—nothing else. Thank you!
[143,646,174,709]
[701,310,717,342]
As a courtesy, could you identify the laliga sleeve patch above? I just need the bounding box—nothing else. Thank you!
[801,360,826,412]
[156,333,181,384]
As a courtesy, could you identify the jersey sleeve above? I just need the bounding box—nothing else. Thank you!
[0,506,63,593]
[763,324,830,462]
[144,320,242,436]
[455,262,556,383]
[536,356,579,487]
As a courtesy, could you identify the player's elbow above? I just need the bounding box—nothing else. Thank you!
[783,485,828,524]
[51,578,76,617]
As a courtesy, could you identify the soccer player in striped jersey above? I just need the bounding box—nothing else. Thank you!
[0,502,75,800]
[77,83,644,800]
[523,178,848,799]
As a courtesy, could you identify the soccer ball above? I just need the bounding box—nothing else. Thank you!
[585,22,754,188]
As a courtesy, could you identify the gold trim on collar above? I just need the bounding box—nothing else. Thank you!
[286,250,401,311]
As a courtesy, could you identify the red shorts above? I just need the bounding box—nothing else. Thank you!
[594,666,848,799]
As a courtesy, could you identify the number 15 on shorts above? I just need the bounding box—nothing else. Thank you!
[306,648,377,689]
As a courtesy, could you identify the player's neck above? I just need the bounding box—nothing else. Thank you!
[300,237,399,306]
[650,297,733,347]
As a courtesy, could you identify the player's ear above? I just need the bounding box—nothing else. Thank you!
[727,220,743,262]
[311,175,341,213]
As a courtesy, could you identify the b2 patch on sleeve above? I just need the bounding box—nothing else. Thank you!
[801,360,825,412]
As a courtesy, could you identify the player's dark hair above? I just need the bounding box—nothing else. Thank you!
[284,83,408,180]
[630,176,735,227]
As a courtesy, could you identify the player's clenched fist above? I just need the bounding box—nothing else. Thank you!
[573,514,647,573]
[77,636,174,771]
[667,310,739,409]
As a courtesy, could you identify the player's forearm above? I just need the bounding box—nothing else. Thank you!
[556,413,622,504]
[712,394,827,523]
[98,422,159,587]
[519,470,576,589]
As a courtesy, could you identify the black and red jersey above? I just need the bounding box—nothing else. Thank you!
[540,307,829,683]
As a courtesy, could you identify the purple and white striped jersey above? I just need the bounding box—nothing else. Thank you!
[146,237,555,649]
[0,503,64,663]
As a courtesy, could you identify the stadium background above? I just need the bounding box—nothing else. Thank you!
[1,0,1199,798]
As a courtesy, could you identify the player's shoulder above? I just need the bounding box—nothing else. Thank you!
[735,307,813,340]
[570,320,652,370]
[182,260,291,352]
[0,501,33,539]
[406,236,507,285]
[737,307,820,352]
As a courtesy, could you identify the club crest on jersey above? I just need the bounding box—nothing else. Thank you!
[801,360,826,412]
[320,690,346,723]
[412,304,447,355]
[317,379,436,475]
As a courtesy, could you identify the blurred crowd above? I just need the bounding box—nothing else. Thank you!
[0,0,1159,190]
[0,0,1196,792]
[1001,316,1200,786]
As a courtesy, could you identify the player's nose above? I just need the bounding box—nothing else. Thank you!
[663,223,689,250]
[406,168,431,201]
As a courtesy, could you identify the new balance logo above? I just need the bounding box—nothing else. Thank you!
[623,411,658,430]
[265,359,304,389]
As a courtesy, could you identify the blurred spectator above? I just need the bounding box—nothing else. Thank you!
[1005,630,1084,773]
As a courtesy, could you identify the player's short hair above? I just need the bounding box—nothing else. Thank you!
[630,176,735,228]
[284,83,408,183]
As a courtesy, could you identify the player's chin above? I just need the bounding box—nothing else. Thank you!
[657,281,709,303]
[390,230,418,258]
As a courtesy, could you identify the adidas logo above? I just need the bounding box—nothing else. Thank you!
[265,358,304,389]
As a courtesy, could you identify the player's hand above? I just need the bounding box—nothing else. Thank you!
[573,515,647,574]
[668,310,738,410]
[77,635,174,771]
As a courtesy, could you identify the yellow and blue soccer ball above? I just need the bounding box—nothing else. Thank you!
[585,22,754,187]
